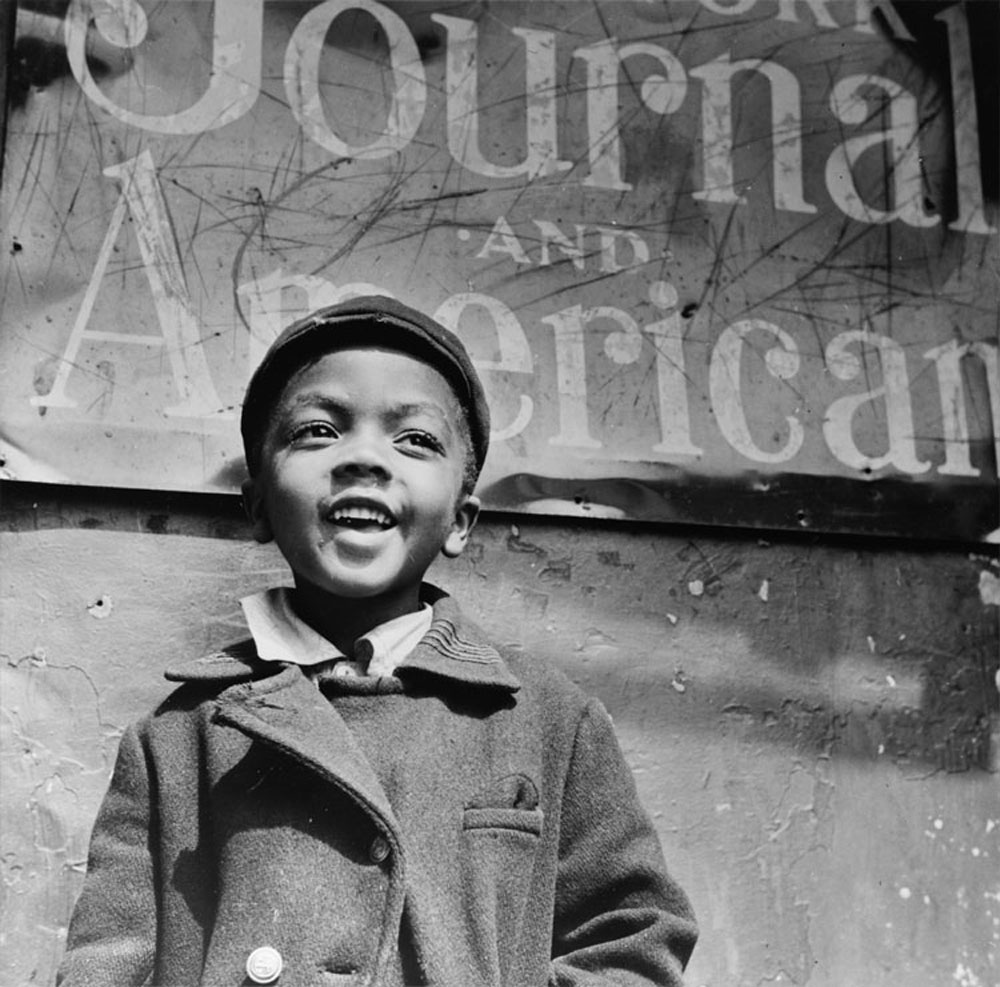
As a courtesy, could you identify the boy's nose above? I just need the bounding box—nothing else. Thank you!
[331,437,392,482]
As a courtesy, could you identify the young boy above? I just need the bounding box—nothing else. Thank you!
[58,296,697,986]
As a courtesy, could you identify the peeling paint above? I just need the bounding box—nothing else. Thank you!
[953,961,985,987]
[576,628,618,655]
[506,525,546,557]
[86,595,113,619]
[979,570,1000,607]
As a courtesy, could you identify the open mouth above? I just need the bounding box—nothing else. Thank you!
[326,503,396,532]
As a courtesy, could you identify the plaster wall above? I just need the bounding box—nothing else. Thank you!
[1,485,998,987]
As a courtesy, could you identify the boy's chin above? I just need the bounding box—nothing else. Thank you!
[293,573,425,605]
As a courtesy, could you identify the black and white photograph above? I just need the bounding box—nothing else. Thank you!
[1,1,997,985]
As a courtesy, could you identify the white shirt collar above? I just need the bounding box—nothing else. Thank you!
[240,587,433,678]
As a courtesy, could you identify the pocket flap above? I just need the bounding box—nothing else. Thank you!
[462,806,544,835]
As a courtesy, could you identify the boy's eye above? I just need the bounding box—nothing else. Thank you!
[398,430,444,454]
[289,421,338,443]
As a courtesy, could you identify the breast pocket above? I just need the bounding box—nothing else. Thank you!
[460,777,545,987]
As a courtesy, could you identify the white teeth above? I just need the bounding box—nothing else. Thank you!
[330,505,392,528]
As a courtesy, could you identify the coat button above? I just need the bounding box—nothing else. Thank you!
[369,834,391,864]
[246,945,283,984]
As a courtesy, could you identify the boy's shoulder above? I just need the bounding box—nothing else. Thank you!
[419,588,577,684]
[164,638,269,685]
[417,589,592,717]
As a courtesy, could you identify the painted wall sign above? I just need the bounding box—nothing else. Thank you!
[1,0,997,540]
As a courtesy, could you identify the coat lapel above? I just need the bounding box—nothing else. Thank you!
[212,664,400,841]
[212,664,409,984]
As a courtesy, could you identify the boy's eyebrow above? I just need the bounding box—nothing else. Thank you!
[391,402,454,426]
[278,392,349,418]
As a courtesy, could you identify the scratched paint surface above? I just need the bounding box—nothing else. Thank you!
[1,485,998,986]
[0,2,996,538]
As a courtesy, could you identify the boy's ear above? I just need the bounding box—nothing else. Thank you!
[442,494,480,559]
[241,478,274,544]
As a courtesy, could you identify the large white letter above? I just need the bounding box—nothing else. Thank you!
[66,0,262,133]
[936,6,997,235]
[691,55,816,214]
[644,282,703,458]
[433,293,534,441]
[573,39,687,192]
[32,151,224,418]
[476,216,531,265]
[286,0,425,158]
[826,75,938,227]
[541,305,645,449]
[710,319,804,463]
[923,340,999,477]
[432,14,570,180]
[823,330,930,474]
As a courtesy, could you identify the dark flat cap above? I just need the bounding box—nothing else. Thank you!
[240,295,490,477]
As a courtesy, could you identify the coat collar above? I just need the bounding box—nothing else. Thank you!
[164,585,521,694]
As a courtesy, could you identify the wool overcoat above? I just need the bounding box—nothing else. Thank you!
[58,589,697,987]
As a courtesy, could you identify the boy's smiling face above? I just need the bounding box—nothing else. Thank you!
[243,346,480,622]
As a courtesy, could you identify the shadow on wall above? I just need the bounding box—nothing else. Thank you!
[448,509,1000,776]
